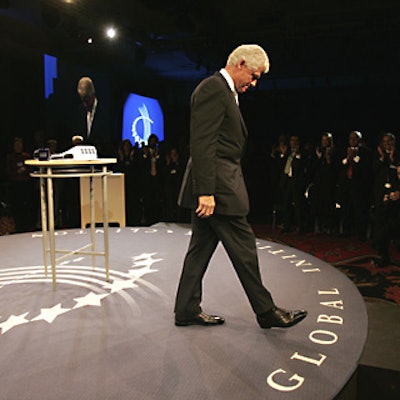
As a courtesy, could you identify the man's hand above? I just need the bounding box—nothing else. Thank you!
[196,195,215,218]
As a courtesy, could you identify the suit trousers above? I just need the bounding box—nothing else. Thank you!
[174,211,275,318]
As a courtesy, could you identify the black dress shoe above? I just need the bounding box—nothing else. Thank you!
[257,306,307,329]
[175,312,225,327]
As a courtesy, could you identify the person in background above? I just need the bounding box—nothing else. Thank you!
[372,132,399,232]
[141,134,164,225]
[269,134,289,228]
[115,139,142,226]
[75,77,109,155]
[174,44,307,329]
[310,132,339,234]
[164,146,186,222]
[336,130,372,240]
[279,135,308,234]
[6,137,33,232]
[76,77,97,140]
[372,164,400,266]
[47,139,58,156]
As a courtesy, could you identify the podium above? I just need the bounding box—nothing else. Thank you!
[80,173,125,229]
[25,158,116,289]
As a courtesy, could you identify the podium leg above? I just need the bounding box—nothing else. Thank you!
[102,166,110,282]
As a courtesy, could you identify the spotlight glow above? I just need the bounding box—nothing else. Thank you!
[106,27,117,39]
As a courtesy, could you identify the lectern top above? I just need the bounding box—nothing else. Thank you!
[25,158,117,167]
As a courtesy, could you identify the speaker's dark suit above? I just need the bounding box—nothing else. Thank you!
[74,100,110,153]
[175,72,274,318]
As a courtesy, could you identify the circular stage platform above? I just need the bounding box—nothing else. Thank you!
[0,223,367,400]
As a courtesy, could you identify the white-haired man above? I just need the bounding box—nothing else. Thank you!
[77,77,97,140]
[175,44,308,329]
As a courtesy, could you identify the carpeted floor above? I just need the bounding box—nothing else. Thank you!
[251,224,400,305]
[0,224,368,400]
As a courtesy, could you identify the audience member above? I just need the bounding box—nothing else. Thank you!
[141,134,165,225]
[115,139,143,226]
[164,146,187,222]
[280,135,308,234]
[4,124,399,251]
[269,133,289,226]
[372,164,400,266]
[336,130,372,240]
[372,132,399,227]
[6,137,34,232]
[32,129,46,151]
[309,132,339,234]
[47,138,58,156]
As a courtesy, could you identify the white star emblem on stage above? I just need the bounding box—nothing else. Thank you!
[103,278,137,293]
[31,304,71,324]
[128,266,158,279]
[0,312,30,334]
[0,250,165,335]
[131,253,162,268]
[132,258,162,267]
[73,292,109,309]
[132,252,157,260]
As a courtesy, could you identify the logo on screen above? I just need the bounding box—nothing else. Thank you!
[132,104,153,143]
[122,94,164,144]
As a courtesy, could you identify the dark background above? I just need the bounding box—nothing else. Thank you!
[1,0,400,219]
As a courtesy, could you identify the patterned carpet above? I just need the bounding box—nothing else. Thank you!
[252,224,400,305]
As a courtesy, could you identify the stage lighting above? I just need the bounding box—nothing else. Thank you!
[106,27,117,39]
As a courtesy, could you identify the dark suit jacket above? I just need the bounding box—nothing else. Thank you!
[74,99,110,148]
[178,72,250,216]
[372,149,400,208]
[337,145,372,192]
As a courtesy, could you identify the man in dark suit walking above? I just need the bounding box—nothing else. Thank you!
[174,44,307,329]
